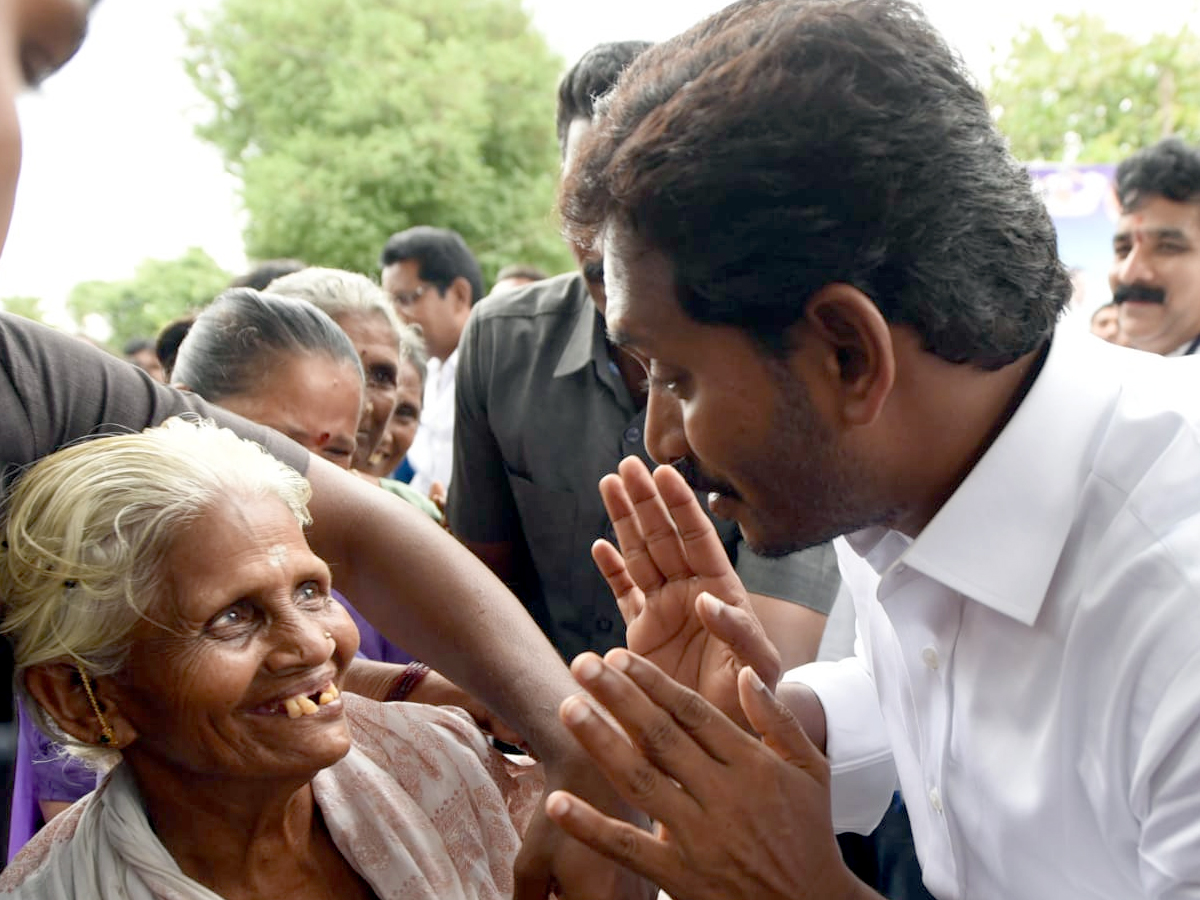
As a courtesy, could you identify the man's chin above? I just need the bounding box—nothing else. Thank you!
[737,518,817,558]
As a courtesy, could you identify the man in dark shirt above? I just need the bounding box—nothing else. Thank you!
[450,42,840,666]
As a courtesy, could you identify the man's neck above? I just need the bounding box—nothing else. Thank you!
[888,339,1051,538]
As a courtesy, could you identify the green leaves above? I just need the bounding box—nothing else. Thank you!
[65,247,231,350]
[988,13,1200,163]
[182,0,573,282]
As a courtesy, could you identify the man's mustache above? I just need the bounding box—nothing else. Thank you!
[1113,284,1166,305]
[672,457,738,498]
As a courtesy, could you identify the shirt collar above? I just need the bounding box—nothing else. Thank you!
[554,274,608,379]
[849,328,1126,625]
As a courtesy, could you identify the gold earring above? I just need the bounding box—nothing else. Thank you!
[77,665,117,747]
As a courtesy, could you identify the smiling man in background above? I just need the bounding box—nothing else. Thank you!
[1110,137,1200,356]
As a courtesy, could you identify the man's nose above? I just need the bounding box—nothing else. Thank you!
[1115,241,1154,285]
[643,387,689,465]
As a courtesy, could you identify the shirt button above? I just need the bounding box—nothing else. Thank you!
[921,646,940,670]
[623,426,641,443]
[929,786,943,814]
[596,616,614,632]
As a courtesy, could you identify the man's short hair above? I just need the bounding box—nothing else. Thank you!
[228,258,307,291]
[555,41,652,155]
[495,263,548,284]
[122,337,154,357]
[1115,137,1200,213]
[378,226,485,305]
[560,0,1071,369]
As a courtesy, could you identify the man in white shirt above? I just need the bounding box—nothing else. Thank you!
[1110,138,1200,357]
[534,2,1200,899]
[379,226,484,495]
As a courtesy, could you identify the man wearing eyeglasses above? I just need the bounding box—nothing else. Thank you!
[380,226,484,496]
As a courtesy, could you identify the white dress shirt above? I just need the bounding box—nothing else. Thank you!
[407,348,458,495]
[787,328,1200,900]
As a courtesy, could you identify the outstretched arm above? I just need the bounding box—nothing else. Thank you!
[544,649,869,900]
[305,453,651,900]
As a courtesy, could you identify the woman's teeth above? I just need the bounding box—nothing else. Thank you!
[282,683,340,718]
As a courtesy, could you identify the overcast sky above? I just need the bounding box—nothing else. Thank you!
[0,0,1195,328]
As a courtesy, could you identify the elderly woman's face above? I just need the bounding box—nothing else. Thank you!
[216,353,364,470]
[365,358,422,478]
[334,311,402,470]
[111,494,359,781]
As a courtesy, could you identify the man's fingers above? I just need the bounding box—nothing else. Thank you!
[651,464,744,582]
[545,790,678,893]
[575,650,757,780]
[696,591,782,688]
[737,666,826,774]
[592,538,645,623]
[561,659,702,819]
[599,471,668,594]
[616,457,694,583]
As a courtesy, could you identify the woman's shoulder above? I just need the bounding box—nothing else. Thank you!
[0,797,89,892]
[340,692,491,771]
[336,692,544,823]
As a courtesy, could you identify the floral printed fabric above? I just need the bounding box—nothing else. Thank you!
[1,694,544,900]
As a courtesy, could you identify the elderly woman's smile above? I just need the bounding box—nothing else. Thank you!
[109,493,360,782]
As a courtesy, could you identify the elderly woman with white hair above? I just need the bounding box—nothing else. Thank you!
[265,266,443,518]
[0,418,542,899]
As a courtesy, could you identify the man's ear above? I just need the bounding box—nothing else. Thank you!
[23,663,139,749]
[447,276,474,314]
[798,283,895,428]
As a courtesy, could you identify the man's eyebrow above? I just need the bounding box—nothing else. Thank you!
[1117,226,1191,242]
[1148,228,1191,242]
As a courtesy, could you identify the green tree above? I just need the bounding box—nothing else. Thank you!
[183,0,574,283]
[1,296,46,323]
[66,247,231,350]
[988,13,1200,162]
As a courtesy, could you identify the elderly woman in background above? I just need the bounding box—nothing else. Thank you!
[265,267,443,519]
[0,419,541,898]
[172,287,366,469]
[362,322,428,484]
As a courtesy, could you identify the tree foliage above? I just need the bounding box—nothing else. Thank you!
[66,247,231,350]
[988,13,1200,163]
[0,296,46,324]
[183,0,574,282]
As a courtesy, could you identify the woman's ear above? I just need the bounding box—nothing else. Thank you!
[800,283,896,428]
[23,664,138,749]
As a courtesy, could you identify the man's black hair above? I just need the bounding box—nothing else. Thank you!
[555,41,652,155]
[1115,137,1200,212]
[561,0,1070,369]
[378,227,485,305]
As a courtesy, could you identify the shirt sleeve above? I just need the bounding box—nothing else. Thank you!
[446,310,520,542]
[784,654,898,835]
[1131,649,1200,898]
[0,314,308,484]
[734,540,841,613]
